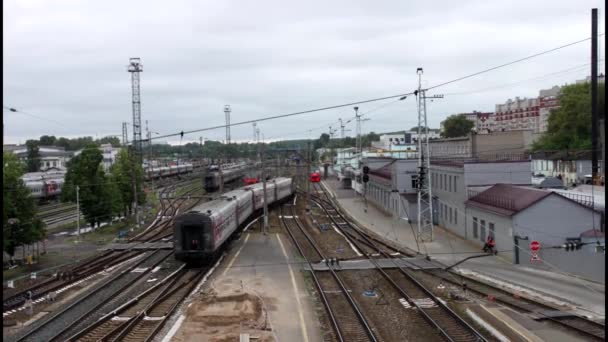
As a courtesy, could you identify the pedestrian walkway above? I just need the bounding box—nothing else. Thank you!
[321,179,606,319]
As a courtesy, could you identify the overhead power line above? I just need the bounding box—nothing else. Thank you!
[148,92,415,141]
[146,35,602,142]
[426,34,605,91]
[3,106,65,127]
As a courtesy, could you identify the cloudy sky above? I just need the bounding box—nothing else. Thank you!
[3,0,605,145]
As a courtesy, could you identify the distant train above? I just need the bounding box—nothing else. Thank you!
[144,163,194,181]
[174,177,295,263]
[204,162,249,192]
[22,170,66,200]
[310,172,321,183]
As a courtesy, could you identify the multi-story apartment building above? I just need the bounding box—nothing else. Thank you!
[494,96,540,132]
[462,111,496,133]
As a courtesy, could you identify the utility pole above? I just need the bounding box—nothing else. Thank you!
[225,105,231,144]
[306,141,311,212]
[591,8,599,185]
[261,143,268,234]
[76,185,80,241]
[355,107,361,166]
[415,68,440,242]
[253,122,257,143]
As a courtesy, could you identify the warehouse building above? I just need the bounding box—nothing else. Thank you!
[465,184,602,264]
[430,158,532,238]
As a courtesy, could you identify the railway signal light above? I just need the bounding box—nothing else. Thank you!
[363,166,370,174]
[362,174,369,183]
[562,242,583,251]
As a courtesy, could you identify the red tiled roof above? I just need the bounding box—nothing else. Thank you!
[465,184,551,216]
[580,229,605,238]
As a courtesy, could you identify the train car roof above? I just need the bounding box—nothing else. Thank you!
[188,198,237,214]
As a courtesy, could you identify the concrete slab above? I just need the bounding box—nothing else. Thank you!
[171,232,323,342]
[321,178,606,319]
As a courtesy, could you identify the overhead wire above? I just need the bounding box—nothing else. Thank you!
[425,34,605,91]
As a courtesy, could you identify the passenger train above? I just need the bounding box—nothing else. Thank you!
[21,170,66,201]
[204,162,250,192]
[174,177,295,263]
[144,163,194,181]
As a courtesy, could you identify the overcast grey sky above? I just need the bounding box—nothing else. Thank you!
[3,0,605,145]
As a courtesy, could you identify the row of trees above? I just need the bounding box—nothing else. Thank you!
[3,152,46,260]
[61,145,145,228]
[141,132,382,161]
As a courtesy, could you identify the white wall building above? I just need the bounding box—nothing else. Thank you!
[10,145,72,171]
[74,144,121,172]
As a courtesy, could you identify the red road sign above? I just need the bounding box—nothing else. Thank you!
[530,240,541,252]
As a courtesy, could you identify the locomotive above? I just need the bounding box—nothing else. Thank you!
[203,162,249,192]
[174,177,295,263]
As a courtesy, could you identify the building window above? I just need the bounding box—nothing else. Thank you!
[411,175,418,189]
[489,222,495,239]
[449,175,452,192]
[455,210,458,225]
[449,207,453,223]
[454,176,458,193]
[480,219,486,242]
[439,173,443,189]
[473,217,478,238]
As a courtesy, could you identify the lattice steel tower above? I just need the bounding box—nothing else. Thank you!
[128,58,143,158]
[415,67,434,242]
[224,105,231,144]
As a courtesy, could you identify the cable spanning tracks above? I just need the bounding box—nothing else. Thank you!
[9,249,174,342]
[3,250,142,314]
[67,267,205,342]
[312,183,605,341]
[310,184,486,342]
[280,204,378,342]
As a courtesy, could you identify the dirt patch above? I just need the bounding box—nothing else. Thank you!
[173,287,276,342]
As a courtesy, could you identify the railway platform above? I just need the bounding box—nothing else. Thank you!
[320,178,606,321]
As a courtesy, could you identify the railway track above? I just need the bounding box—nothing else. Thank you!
[307,188,486,342]
[67,267,205,342]
[312,182,606,341]
[128,179,203,242]
[8,250,174,342]
[280,204,378,342]
[3,250,142,314]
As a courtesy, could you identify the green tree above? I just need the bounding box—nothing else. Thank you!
[110,148,145,217]
[62,144,113,228]
[97,136,121,147]
[25,139,41,172]
[3,152,45,258]
[441,114,474,138]
[39,135,57,146]
[533,82,605,151]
